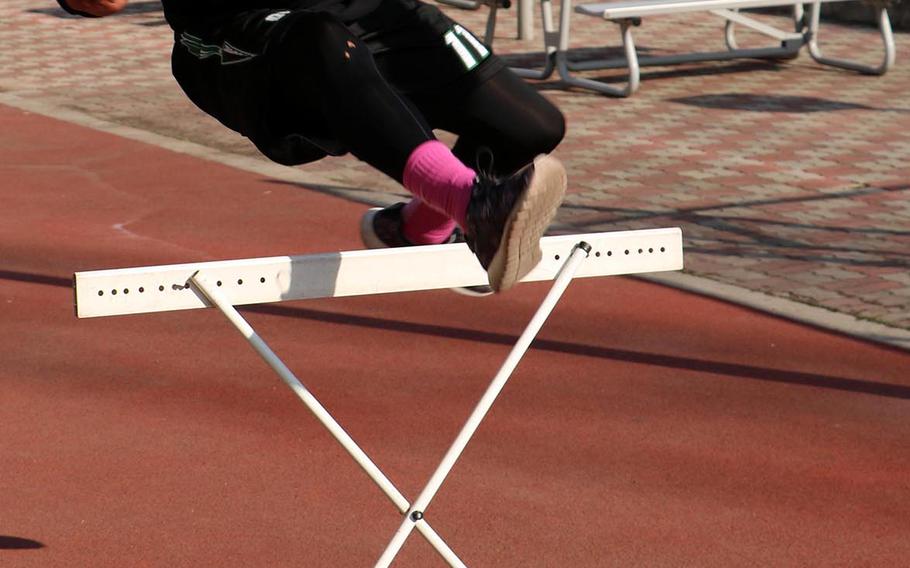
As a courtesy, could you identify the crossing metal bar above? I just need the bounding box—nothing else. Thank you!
[189,272,468,568]
[375,242,592,567]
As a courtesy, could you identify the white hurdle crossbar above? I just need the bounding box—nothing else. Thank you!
[74,229,683,566]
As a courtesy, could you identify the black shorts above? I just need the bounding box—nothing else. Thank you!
[171,0,505,164]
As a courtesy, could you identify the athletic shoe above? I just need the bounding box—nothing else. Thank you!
[359,203,494,296]
[463,154,567,292]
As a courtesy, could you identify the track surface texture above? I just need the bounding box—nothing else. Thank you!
[2,105,909,566]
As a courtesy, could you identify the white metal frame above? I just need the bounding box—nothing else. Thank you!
[435,0,538,42]
[509,0,895,96]
[75,229,683,566]
[436,0,514,44]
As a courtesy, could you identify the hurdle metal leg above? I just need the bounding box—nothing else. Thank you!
[189,272,468,567]
[192,242,591,566]
[375,242,592,567]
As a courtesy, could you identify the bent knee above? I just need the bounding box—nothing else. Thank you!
[514,104,566,159]
[534,106,566,155]
[273,12,357,61]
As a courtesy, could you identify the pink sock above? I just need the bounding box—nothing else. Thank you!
[402,140,475,228]
[401,200,457,245]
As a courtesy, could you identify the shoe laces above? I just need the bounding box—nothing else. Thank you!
[474,146,497,183]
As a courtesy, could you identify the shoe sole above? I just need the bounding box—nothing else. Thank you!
[359,206,494,296]
[486,155,567,292]
[449,283,494,297]
[359,207,387,250]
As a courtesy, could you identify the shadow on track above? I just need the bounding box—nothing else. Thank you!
[0,536,44,550]
[6,267,906,399]
[242,304,910,400]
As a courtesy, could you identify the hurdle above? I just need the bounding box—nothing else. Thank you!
[74,228,683,566]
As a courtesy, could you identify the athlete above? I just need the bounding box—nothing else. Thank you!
[57,0,568,292]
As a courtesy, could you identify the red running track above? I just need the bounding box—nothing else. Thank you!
[1,105,908,566]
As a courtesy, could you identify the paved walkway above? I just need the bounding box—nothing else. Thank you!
[1,1,909,345]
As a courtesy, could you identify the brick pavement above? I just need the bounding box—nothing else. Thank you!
[1,1,908,335]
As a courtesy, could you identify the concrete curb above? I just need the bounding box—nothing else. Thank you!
[4,92,908,353]
[639,271,910,352]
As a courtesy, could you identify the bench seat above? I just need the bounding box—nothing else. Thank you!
[577,0,850,19]
[507,0,895,95]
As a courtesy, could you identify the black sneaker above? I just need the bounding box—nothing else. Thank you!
[463,154,567,292]
[359,202,494,296]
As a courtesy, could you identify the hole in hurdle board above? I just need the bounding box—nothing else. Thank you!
[123,289,129,295]
[555,254,560,260]
[638,248,643,254]
[260,277,266,283]
[217,281,223,287]
[237,279,244,285]
[97,291,103,297]
[158,285,165,292]
[649,248,654,253]
[624,250,630,255]
[111,289,117,295]
[138,287,144,293]
[607,251,612,257]
[595,251,601,258]
[661,247,666,252]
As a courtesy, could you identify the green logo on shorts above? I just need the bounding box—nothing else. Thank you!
[443,25,490,72]
[180,33,258,65]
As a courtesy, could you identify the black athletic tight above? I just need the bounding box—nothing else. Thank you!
[275,13,566,181]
